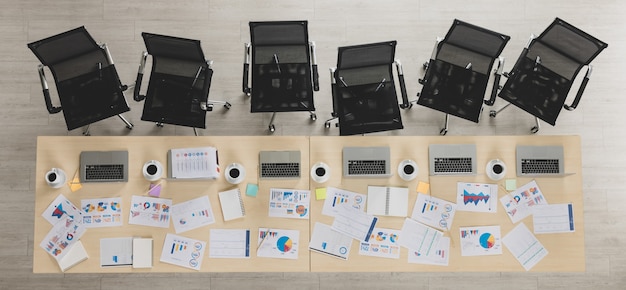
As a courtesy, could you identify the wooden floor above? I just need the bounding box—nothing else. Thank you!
[2,0,625,289]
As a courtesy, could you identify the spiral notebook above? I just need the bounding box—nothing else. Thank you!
[218,188,246,221]
[366,186,409,217]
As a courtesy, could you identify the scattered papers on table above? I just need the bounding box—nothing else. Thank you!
[322,187,366,217]
[268,188,310,219]
[408,236,450,266]
[398,218,443,257]
[160,233,206,270]
[532,203,575,234]
[366,186,408,217]
[309,222,353,260]
[129,195,172,228]
[502,223,548,271]
[171,195,215,233]
[257,228,299,260]
[42,194,83,226]
[456,182,498,213]
[209,229,250,258]
[411,193,457,231]
[39,216,86,261]
[332,206,378,242]
[359,227,401,259]
[500,180,547,223]
[459,225,502,256]
[81,197,122,228]
[100,237,133,267]
[168,146,219,180]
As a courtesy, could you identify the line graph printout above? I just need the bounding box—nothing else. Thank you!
[456,182,498,213]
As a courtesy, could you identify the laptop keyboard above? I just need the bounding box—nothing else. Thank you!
[521,159,560,174]
[260,162,300,178]
[347,160,387,175]
[433,157,473,174]
[84,164,125,181]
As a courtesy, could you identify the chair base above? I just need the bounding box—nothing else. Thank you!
[81,114,133,136]
[266,103,316,134]
[489,103,540,134]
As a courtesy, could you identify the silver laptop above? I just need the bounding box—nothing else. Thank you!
[79,151,128,182]
[343,146,391,178]
[429,144,477,176]
[516,145,565,176]
[259,150,301,179]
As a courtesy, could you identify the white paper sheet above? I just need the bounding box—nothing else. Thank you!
[411,193,457,231]
[81,197,122,228]
[500,180,547,223]
[39,216,87,261]
[268,188,310,219]
[129,196,172,228]
[398,218,443,257]
[359,227,401,259]
[502,223,548,271]
[309,222,353,260]
[257,228,299,260]
[209,229,250,258]
[408,236,450,266]
[322,187,366,217]
[459,225,502,256]
[456,182,498,213]
[160,233,206,270]
[532,203,575,234]
[331,206,378,242]
[42,194,83,226]
[171,195,215,233]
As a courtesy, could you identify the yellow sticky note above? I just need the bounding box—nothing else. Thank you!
[505,179,517,191]
[416,181,430,194]
[69,170,82,192]
[315,188,327,200]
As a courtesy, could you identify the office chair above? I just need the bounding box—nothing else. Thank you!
[27,26,133,135]
[326,41,407,136]
[407,19,510,135]
[134,33,231,136]
[243,20,319,133]
[490,18,607,133]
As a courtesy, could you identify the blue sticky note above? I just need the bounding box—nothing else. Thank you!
[246,183,258,197]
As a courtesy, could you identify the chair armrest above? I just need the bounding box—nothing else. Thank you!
[242,43,251,95]
[133,51,148,102]
[37,65,62,114]
[329,68,338,117]
[395,60,410,109]
[310,41,319,91]
[484,57,505,106]
[564,66,592,111]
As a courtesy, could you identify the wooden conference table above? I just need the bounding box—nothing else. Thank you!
[34,135,584,273]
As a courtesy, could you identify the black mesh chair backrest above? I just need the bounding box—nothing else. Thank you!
[27,26,110,82]
[334,41,403,136]
[140,33,212,129]
[250,21,310,65]
[437,19,510,75]
[527,18,608,80]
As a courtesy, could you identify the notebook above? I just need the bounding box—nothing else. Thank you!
[366,186,409,217]
[218,188,246,221]
[428,144,477,175]
[132,238,153,268]
[259,150,301,179]
[516,145,566,176]
[100,237,133,267]
[343,147,391,178]
[57,240,89,272]
[79,150,128,183]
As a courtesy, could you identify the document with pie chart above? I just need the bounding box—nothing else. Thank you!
[459,225,502,256]
[257,228,299,259]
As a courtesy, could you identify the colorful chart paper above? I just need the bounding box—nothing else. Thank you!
[39,216,87,261]
[411,193,457,231]
[81,197,122,228]
[171,195,215,233]
[42,194,83,226]
[160,233,206,270]
[322,187,366,217]
[459,225,502,256]
[408,236,450,266]
[500,180,547,223]
[268,188,310,219]
[129,196,172,228]
[359,227,401,259]
[257,228,299,259]
[456,182,498,213]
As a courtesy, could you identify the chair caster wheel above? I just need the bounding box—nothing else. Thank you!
[400,103,412,109]
[422,62,429,69]
[224,102,232,109]
[531,126,539,134]
[126,125,133,130]
[269,124,275,133]
[439,128,448,136]
[489,110,497,118]
[310,113,317,121]
[156,123,164,128]
[324,121,330,129]
[82,132,91,136]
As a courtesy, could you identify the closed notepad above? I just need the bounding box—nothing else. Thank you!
[57,240,89,272]
[367,186,409,217]
[218,188,246,221]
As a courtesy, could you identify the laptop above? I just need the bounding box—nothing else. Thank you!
[516,145,565,176]
[259,150,301,179]
[343,146,391,178]
[80,151,129,182]
[428,144,477,175]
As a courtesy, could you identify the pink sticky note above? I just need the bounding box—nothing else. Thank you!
[148,183,162,197]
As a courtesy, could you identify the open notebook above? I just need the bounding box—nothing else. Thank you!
[366,186,409,217]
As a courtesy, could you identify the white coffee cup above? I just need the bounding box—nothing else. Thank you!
[45,168,67,188]
[398,159,418,181]
[225,163,245,185]
[486,159,506,181]
[310,162,330,183]
[142,160,163,181]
